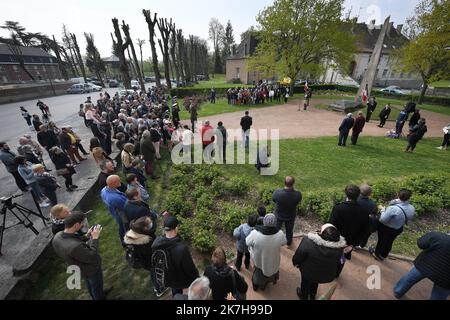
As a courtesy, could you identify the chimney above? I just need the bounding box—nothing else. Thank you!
[397,24,403,34]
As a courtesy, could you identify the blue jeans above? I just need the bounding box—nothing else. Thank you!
[276,218,295,246]
[85,268,104,300]
[394,267,450,300]
[111,212,126,246]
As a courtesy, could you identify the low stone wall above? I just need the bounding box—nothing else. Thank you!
[0,82,73,105]
[0,151,120,300]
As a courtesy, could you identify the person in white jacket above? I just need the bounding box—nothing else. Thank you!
[437,123,450,150]
[246,214,287,291]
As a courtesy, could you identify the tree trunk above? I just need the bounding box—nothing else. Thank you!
[111,18,131,89]
[51,36,68,80]
[68,46,80,76]
[61,47,76,77]
[143,10,162,87]
[122,21,146,92]
[418,82,428,105]
[71,34,87,83]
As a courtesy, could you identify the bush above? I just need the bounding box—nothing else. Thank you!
[302,189,343,222]
[220,204,254,233]
[178,216,195,240]
[192,165,222,186]
[225,176,251,196]
[192,227,217,253]
[258,185,276,205]
[371,178,400,203]
[196,194,215,211]
[410,194,444,216]
[400,174,447,196]
[166,188,193,217]
[211,178,227,197]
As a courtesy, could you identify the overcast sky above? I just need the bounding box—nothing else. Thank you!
[0,0,421,59]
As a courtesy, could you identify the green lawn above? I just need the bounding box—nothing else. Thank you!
[179,98,298,120]
[185,74,246,89]
[430,80,450,88]
[30,136,449,300]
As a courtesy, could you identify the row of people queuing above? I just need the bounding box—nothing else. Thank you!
[50,171,450,300]
[226,85,290,106]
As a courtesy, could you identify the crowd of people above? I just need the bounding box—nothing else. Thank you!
[1,84,449,302]
[226,84,291,106]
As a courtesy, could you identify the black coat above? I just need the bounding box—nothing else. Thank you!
[414,232,450,290]
[124,230,154,271]
[140,136,156,162]
[204,265,248,300]
[240,116,253,131]
[292,233,346,283]
[51,152,72,170]
[329,201,369,247]
[408,124,428,143]
[123,200,157,232]
[339,118,355,134]
[37,131,59,150]
[379,107,391,120]
[151,236,199,289]
[35,174,58,195]
[409,112,421,127]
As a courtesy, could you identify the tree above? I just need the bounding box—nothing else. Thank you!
[111,17,132,89]
[62,25,79,76]
[157,17,174,89]
[122,21,146,92]
[222,20,235,57]
[85,33,106,86]
[70,33,87,83]
[248,0,356,93]
[209,18,225,74]
[143,9,162,86]
[136,38,146,79]
[52,35,69,80]
[395,0,450,104]
[169,25,181,87]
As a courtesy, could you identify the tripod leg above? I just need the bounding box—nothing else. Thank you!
[10,207,40,235]
[0,207,7,256]
[15,203,48,225]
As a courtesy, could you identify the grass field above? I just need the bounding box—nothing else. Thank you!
[30,136,450,299]
[185,74,245,89]
[430,80,450,88]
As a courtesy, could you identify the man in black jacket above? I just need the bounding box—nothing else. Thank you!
[328,185,369,275]
[240,111,253,148]
[338,114,355,147]
[37,125,59,154]
[123,188,157,231]
[394,232,450,300]
[98,160,127,192]
[378,104,392,128]
[52,213,112,300]
[366,97,377,123]
[273,176,302,246]
[151,216,199,297]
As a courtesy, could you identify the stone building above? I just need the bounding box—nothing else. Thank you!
[0,43,61,84]
[322,19,422,89]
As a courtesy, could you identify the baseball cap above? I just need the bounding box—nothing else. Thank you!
[164,216,180,231]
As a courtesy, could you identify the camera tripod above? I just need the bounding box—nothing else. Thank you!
[0,194,49,256]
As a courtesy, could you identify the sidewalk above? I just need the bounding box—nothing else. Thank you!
[238,237,436,300]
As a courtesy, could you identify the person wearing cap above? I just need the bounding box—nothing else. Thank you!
[52,213,111,300]
[338,113,355,147]
[351,111,366,145]
[292,224,347,300]
[151,216,199,297]
[246,214,287,291]
[272,176,302,246]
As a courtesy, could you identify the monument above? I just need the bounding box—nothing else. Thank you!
[329,16,391,113]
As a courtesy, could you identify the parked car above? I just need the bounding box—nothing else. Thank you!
[66,83,92,94]
[144,76,155,83]
[88,82,102,92]
[131,80,140,90]
[380,87,405,95]
[90,80,103,87]
[196,75,206,81]
[109,80,120,88]
[119,89,136,98]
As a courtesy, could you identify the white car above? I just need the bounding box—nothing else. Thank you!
[119,89,136,98]
[88,83,102,92]
[131,80,140,90]
[381,87,405,95]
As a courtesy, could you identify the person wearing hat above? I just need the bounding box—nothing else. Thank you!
[292,224,347,300]
[338,113,355,147]
[52,212,112,300]
[151,216,199,297]
[246,214,287,291]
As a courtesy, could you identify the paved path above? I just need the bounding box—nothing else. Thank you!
[238,237,436,300]
[196,99,450,139]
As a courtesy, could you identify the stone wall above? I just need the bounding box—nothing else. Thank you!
[0,82,73,105]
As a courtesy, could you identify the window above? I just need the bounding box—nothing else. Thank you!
[382,69,388,78]
[236,67,240,79]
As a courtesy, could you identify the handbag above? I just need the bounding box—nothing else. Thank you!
[231,270,247,300]
[56,168,70,176]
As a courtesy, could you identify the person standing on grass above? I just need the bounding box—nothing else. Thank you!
[394,231,450,300]
[366,97,377,123]
[123,188,157,231]
[240,111,253,148]
[405,118,428,153]
[151,216,200,297]
[369,189,415,261]
[437,123,450,150]
[351,111,366,146]
[101,175,127,246]
[357,184,378,248]
[126,174,150,203]
[272,176,303,247]
[140,131,159,180]
[338,114,355,147]
[292,224,347,300]
[201,120,215,153]
[395,108,409,137]
[190,104,198,132]
[409,109,421,129]
[210,88,216,104]
[328,185,369,276]
[52,213,112,300]
[233,215,258,271]
[172,103,180,129]
[378,104,392,128]
[0,142,28,192]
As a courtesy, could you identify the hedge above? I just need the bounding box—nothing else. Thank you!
[170,85,450,106]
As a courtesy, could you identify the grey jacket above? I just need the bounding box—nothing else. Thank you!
[52,232,102,278]
[379,199,415,230]
[0,149,18,173]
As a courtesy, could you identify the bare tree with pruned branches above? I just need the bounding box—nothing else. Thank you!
[143,9,162,87]
[111,17,131,89]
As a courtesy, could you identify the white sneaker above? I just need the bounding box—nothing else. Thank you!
[437,146,443,150]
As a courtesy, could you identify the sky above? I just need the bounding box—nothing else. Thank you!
[0,0,422,59]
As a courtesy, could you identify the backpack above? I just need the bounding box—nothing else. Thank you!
[125,244,143,269]
[151,249,173,288]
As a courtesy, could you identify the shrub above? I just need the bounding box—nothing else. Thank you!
[211,178,227,197]
[192,185,208,199]
[196,194,215,212]
[192,165,222,186]
[220,204,254,233]
[178,216,195,240]
[258,185,276,205]
[225,176,251,196]
[192,227,217,253]
[302,189,342,222]
[166,188,193,217]
[371,178,400,203]
[400,174,447,196]
[410,194,444,216]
